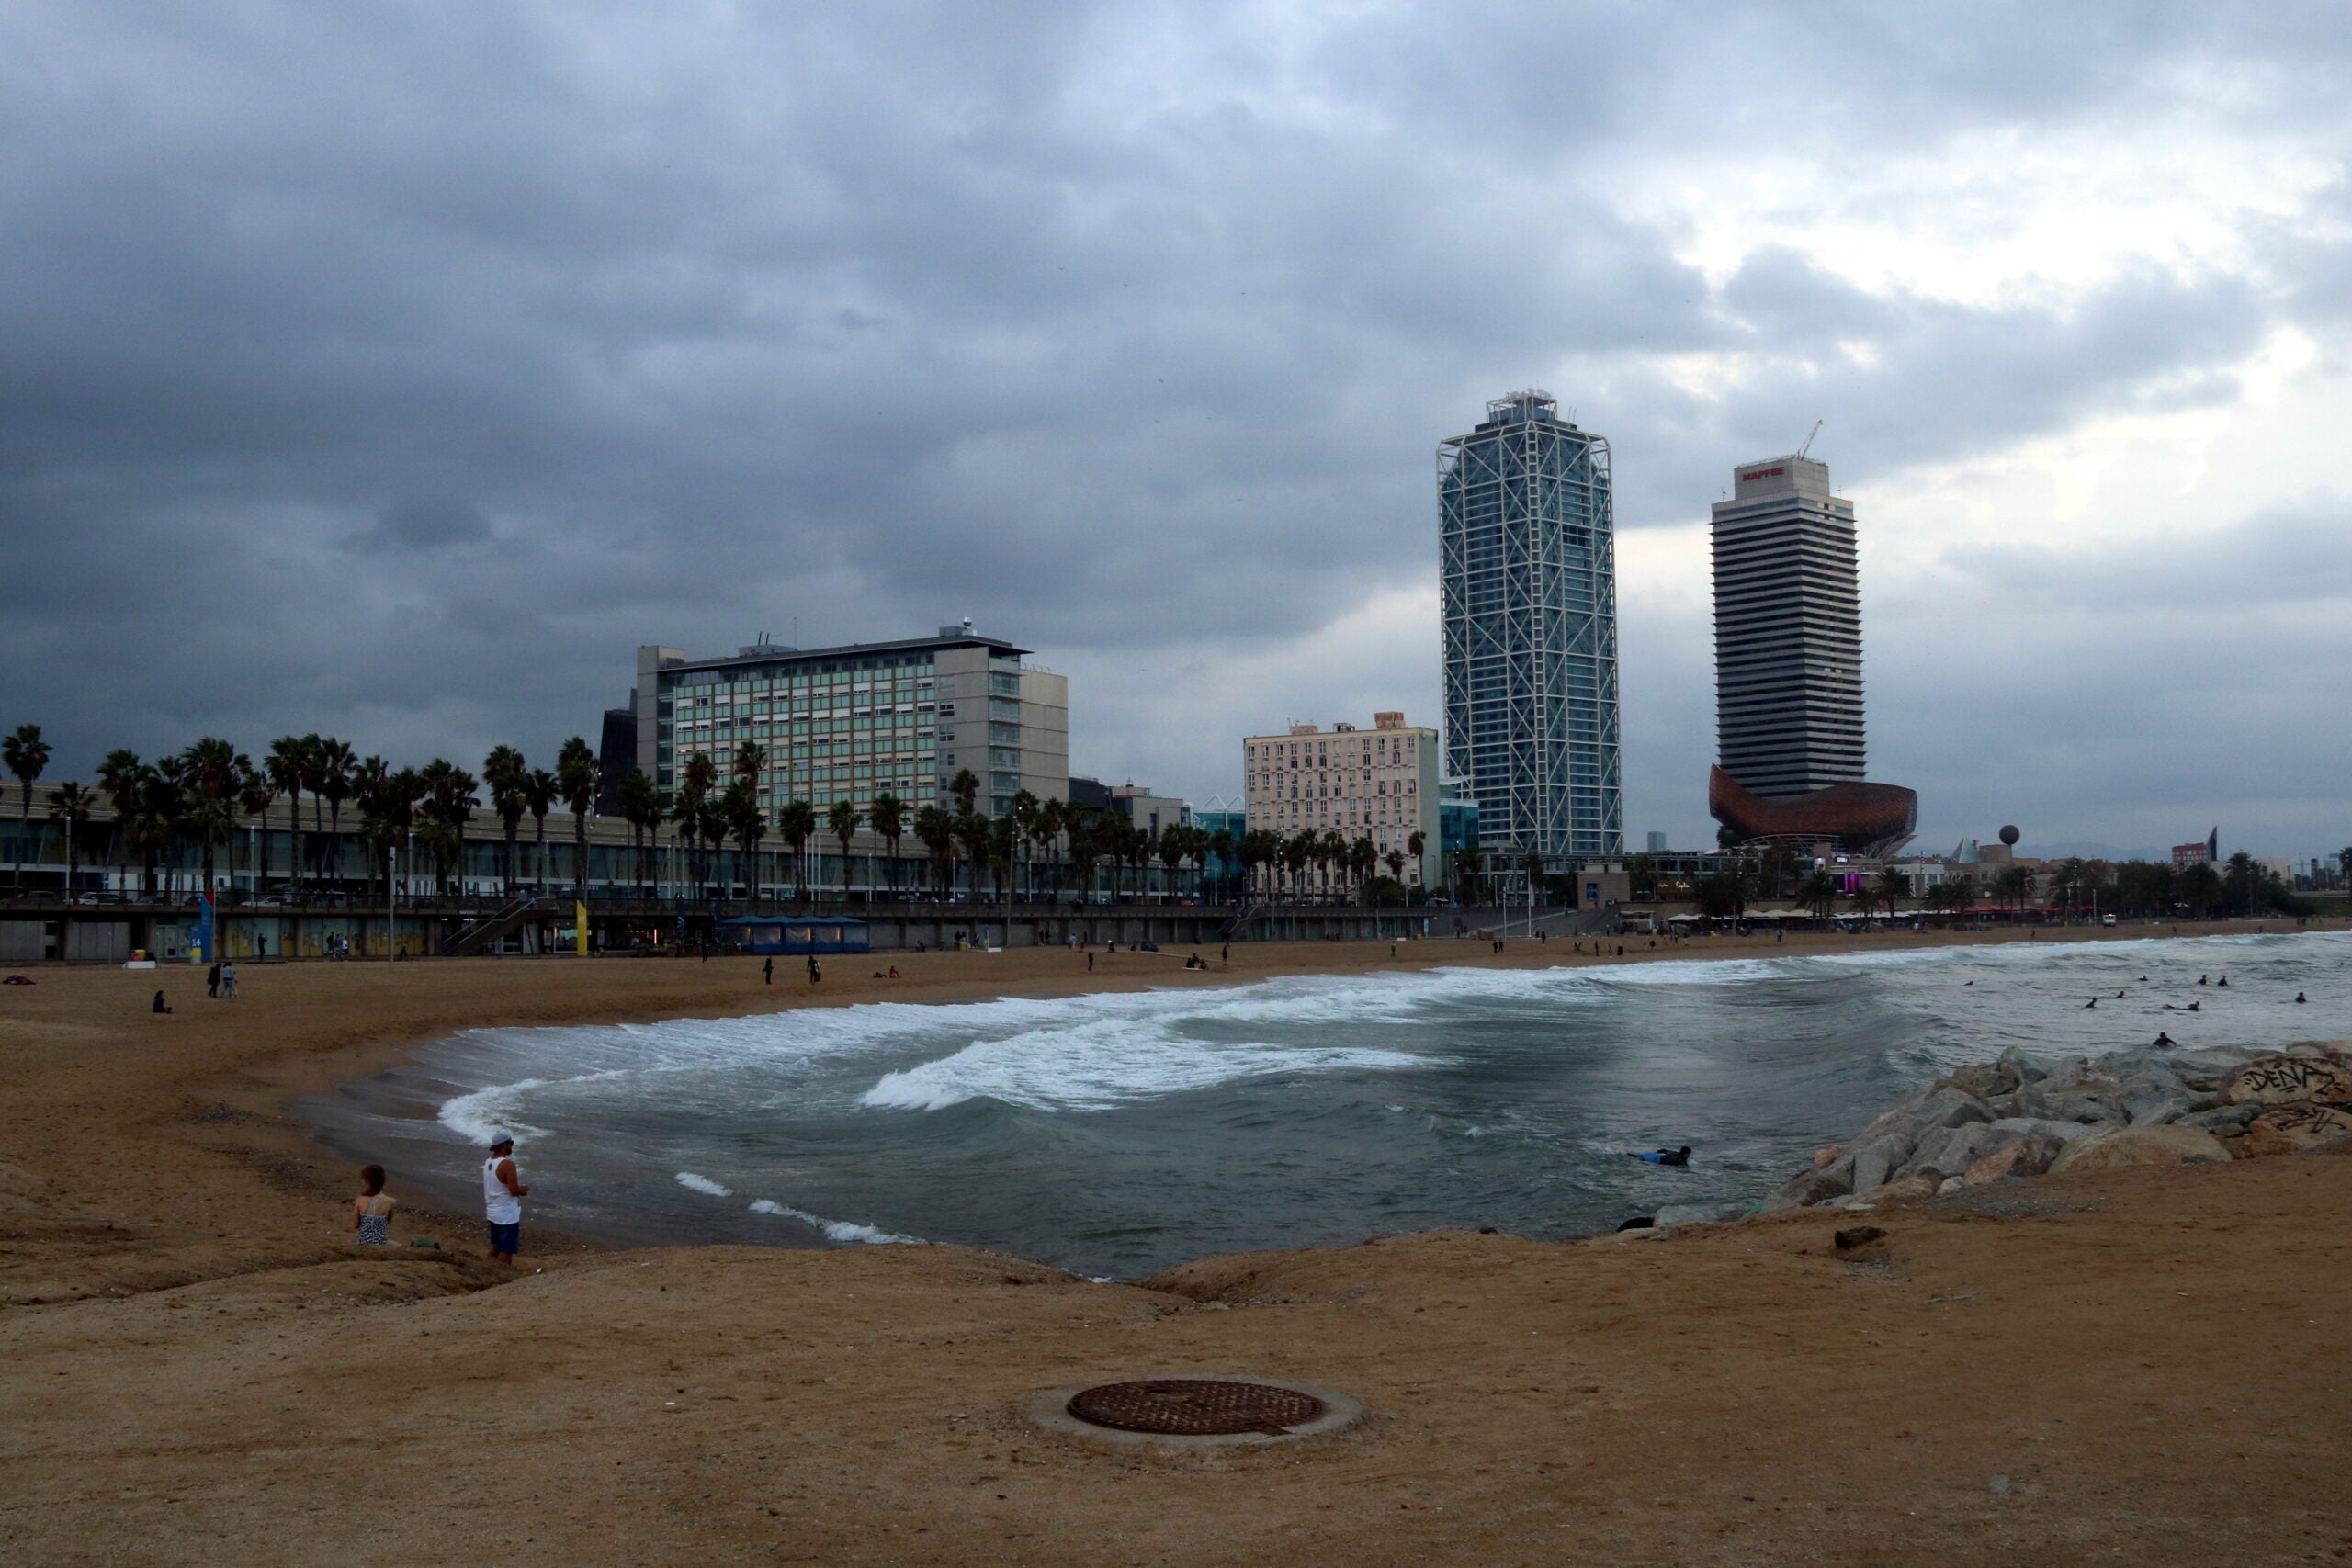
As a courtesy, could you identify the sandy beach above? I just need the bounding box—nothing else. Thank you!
[4,922,2348,1565]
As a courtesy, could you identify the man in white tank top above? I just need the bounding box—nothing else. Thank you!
[482,1133,528,1265]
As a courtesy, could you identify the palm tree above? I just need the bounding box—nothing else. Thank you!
[1066,817,1100,905]
[1204,828,1234,903]
[1406,829,1427,890]
[313,737,356,889]
[1799,869,1840,924]
[950,769,979,817]
[869,792,907,900]
[727,782,768,898]
[673,752,717,894]
[1522,848,1545,909]
[1385,848,1406,888]
[232,756,267,895]
[555,737,598,897]
[1875,865,1909,921]
[183,790,236,902]
[97,750,145,897]
[727,745,770,897]
[1991,863,2037,920]
[913,805,956,897]
[265,738,309,897]
[956,808,991,899]
[1030,798,1067,904]
[618,770,662,896]
[483,745,528,894]
[524,769,559,893]
[47,782,94,897]
[1283,832,1315,902]
[827,799,863,900]
[413,761,479,895]
[4,723,51,888]
[345,757,387,899]
[1005,789,1040,901]
[1158,827,1187,900]
[144,761,187,902]
[774,798,816,900]
[177,739,243,896]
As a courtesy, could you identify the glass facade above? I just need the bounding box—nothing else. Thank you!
[1439,391,1623,872]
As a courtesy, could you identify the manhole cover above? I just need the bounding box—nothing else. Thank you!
[1065,1378,1327,1437]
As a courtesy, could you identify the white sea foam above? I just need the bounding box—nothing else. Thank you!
[436,1079,554,1145]
[860,1013,1433,1112]
[747,1198,920,1245]
[1585,957,1791,987]
[674,1172,731,1198]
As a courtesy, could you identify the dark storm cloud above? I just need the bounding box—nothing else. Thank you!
[346,498,496,554]
[1,3,2347,849]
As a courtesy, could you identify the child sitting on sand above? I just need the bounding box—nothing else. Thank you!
[352,1165,395,1246]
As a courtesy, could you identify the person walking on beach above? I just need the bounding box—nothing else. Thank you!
[220,962,238,998]
[807,954,820,985]
[1085,950,1094,973]
[763,956,773,986]
[481,1134,526,1265]
[353,1164,395,1245]
[205,962,220,999]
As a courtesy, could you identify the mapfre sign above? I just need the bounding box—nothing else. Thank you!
[1739,465,1786,483]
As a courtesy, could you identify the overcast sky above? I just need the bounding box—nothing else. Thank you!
[4,4,2347,860]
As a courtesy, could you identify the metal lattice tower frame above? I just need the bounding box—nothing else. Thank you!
[1439,391,1623,883]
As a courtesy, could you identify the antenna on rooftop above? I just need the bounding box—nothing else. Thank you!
[1795,419,1823,460]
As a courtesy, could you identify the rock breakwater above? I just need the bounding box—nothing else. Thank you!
[1764,1038,2352,1212]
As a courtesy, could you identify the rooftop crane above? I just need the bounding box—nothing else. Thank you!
[1794,419,1823,460]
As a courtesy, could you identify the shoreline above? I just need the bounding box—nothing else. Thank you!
[253,918,2336,1265]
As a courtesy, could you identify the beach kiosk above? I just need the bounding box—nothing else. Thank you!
[721,914,870,956]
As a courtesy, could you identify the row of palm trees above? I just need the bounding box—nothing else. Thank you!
[0,724,589,903]
[5,721,1443,908]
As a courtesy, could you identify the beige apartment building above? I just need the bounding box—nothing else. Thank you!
[1243,712,1442,881]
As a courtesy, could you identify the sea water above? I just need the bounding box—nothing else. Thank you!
[304,931,2352,1278]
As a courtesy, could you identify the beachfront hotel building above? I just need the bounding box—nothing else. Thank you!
[1710,454,1863,798]
[1439,390,1623,875]
[628,623,1069,818]
[1243,713,1443,883]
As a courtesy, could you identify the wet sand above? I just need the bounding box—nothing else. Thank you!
[2,921,2346,1564]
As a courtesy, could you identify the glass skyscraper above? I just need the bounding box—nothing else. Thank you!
[1439,390,1623,874]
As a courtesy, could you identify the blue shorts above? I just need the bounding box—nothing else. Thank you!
[487,1221,521,1255]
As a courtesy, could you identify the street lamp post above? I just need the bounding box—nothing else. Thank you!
[387,844,396,964]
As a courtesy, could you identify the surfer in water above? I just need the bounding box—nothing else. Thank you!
[1628,1146,1692,1167]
